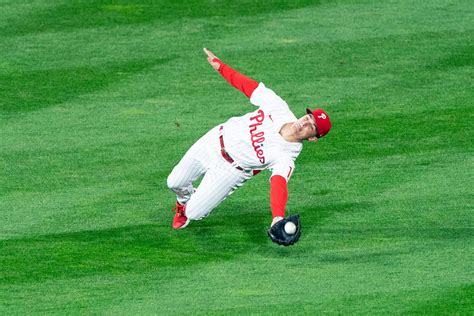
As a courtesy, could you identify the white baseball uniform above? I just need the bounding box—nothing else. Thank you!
[167,82,302,221]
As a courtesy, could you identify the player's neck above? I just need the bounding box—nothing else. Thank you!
[279,122,301,143]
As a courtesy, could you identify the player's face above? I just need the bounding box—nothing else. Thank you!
[293,114,318,141]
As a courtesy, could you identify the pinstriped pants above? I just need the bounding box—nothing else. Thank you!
[167,126,253,221]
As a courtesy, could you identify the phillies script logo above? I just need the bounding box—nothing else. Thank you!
[249,109,266,164]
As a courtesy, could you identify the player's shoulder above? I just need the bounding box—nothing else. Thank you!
[250,83,288,109]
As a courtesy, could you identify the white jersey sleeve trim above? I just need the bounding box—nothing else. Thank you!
[269,159,295,182]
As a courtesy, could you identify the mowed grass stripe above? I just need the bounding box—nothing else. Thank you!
[1,0,473,314]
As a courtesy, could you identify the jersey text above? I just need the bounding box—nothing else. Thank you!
[249,110,266,164]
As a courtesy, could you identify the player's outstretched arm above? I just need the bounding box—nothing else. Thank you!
[267,175,302,246]
[203,48,258,98]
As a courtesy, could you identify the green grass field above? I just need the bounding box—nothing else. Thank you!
[1,0,473,314]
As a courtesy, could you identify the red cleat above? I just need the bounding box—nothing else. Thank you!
[172,202,190,229]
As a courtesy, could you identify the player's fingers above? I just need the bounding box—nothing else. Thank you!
[204,48,216,59]
[203,48,212,57]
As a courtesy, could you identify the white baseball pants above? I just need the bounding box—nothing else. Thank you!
[167,126,252,221]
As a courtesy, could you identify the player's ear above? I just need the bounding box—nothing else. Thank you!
[307,136,318,143]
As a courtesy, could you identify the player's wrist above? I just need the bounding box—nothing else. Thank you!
[271,216,284,227]
[212,57,223,71]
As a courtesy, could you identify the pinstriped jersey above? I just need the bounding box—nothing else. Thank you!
[222,83,302,181]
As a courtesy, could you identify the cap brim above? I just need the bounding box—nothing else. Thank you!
[306,108,320,137]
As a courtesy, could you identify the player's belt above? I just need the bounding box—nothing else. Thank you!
[218,126,244,171]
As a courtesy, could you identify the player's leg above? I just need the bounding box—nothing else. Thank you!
[167,142,212,229]
[166,131,212,204]
[185,164,251,221]
[167,154,206,205]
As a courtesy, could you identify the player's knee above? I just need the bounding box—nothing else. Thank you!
[166,173,180,190]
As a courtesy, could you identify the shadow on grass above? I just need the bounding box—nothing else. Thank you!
[0,185,357,284]
[0,221,261,284]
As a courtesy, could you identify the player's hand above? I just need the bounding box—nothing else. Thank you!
[267,214,301,246]
[203,48,221,70]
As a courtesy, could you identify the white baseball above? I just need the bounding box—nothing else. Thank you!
[284,221,297,235]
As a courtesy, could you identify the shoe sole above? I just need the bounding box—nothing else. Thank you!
[178,218,190,229]
[173,218,190,230]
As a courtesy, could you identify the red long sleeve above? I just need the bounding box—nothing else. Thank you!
[270,175,288,218]
[213,58,258,98]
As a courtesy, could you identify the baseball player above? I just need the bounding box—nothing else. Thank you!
[166,48,331,245]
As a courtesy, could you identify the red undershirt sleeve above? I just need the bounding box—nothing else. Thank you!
[213,58,259,98]
[270,175,288,218]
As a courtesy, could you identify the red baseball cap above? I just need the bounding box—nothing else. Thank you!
[306,108,332,138]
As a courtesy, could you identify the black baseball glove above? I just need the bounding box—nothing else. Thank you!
[267,214,301,246]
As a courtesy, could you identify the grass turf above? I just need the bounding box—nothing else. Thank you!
[1,0,473,314]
